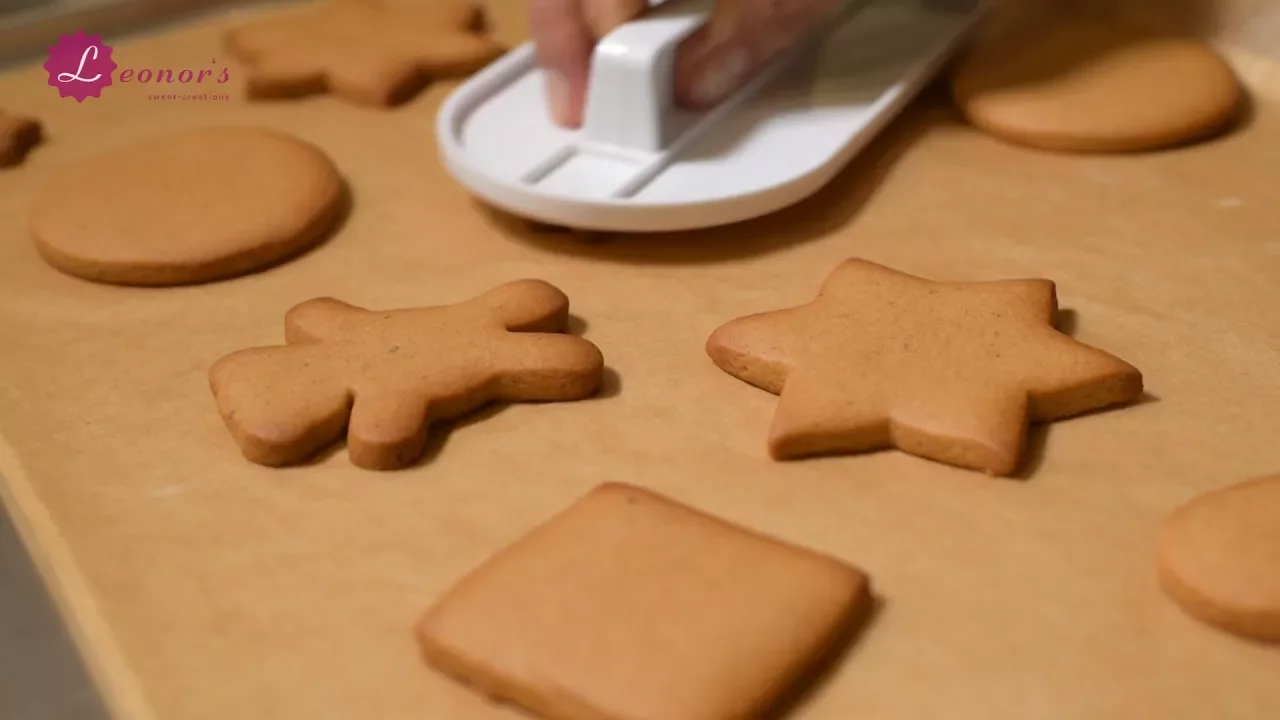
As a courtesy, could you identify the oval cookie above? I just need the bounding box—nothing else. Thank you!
[1157,475,1280,643]
[31,126,345,286]
[951,18,1241,153]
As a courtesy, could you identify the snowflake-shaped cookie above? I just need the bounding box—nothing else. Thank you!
[223,0,501,106]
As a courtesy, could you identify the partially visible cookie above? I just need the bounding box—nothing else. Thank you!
[351,0,481,27]
[706,258,1144,475]
[951,17,1241,152]
[31,126,344,286]
[0,109,41,167]
[209,279,604,470]
[418,482,870,720]
[224,0,501,106]
[1157,474,1280,643]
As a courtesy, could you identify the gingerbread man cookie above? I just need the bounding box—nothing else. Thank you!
[0,110,41,167]
[1157,474,1280,643]
[707,259,1143,475]
[223,0,501,106]
[209,280,603,470]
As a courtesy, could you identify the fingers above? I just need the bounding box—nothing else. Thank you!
[531,0,829,123]
[529,0,646,127]
[674,0,839,108]
[529,0,594,126]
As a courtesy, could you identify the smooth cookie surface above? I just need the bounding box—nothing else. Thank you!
[418,482,870,720]
[706,258,1144,475]
[951,18,1241,152]
[1158,474,1280,643]
[30,126,345,286]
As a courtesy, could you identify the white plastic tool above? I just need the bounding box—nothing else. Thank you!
[437,0,985,232]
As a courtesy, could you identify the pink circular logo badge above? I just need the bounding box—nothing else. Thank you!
[43,31,117,102]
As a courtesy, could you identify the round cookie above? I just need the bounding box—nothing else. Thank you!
[31,126,345,286]
[1157,475,1280,643]
[951,18,1242,153]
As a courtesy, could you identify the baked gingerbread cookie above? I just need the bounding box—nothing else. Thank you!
[1157,474,1280,643]
[209,279,604,470]
[0,109,41,167]
[31,126,344,286]
[418,482,869,720]
[707,259,1144,475]
[223,0,501,106]
[951,16,1241,152]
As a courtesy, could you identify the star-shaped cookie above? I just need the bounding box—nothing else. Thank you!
[223,0,501,106]
[0,110,41,168]
[707,259,1143,475]
[209,279,604,470]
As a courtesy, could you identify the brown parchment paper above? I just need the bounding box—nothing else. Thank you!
[2,1,1279,719]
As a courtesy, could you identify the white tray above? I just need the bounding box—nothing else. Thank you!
[437,0,985,232]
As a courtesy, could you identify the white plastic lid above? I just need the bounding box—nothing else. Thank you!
[437,0,985,232]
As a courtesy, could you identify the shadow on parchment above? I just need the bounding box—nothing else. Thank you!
[292,440,346,468]
[1012,390,1159,480]
[565,314,588,336]
[1008,305,1160,480]
[1056,308,1078,337]
[761,591,886,720]
[476,89,954,266]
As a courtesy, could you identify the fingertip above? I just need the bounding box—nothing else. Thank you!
[532,0,652,126]
[529,0,592,127]
[672,27,713,108]
[544,70,581,127]
[674,0,840,108]
[673,28,753,109]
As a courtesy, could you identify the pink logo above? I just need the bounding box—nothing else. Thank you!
[43,31,117,102]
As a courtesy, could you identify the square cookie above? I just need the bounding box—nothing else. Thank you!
[418,483,870,720]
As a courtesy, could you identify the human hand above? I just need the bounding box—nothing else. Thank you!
[529,0,839,127]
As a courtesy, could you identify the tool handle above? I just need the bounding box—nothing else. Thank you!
[580,0,714,153]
